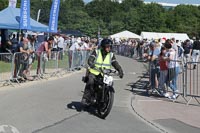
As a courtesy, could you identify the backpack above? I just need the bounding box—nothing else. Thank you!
[183,45,190,54]
[177,46,183,57]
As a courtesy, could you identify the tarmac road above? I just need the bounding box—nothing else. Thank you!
[0,56,160,133]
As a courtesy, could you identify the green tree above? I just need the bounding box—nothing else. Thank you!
[137,3,166,33]
[85,0,120,23]
[121,0,143,12]
[2,0,199,37]
[172,5,200,37]
[0,0,8,10]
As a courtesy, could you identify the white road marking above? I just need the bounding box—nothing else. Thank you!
[138,100,162,102]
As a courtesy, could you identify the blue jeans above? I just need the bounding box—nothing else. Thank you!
[150,68,159,89]
[170,66,180,94]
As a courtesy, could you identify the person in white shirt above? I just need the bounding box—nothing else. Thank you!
[81,40,91,66]
[165,41,180,100]
[56,34,65,60]
[51,35,58,60]
[69,40,81,69]
[69,41,80,51]
[57,34,64,51]
[81,39,90,50]
[52,35,58,51]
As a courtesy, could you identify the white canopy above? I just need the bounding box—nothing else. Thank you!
[110,30,141,39]
[141,32,190,41]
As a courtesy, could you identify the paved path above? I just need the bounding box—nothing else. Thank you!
[0,56,160,133]
[131,67,200,133]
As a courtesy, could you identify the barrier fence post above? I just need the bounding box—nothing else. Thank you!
[10,52,29,84]
[70,50,75,71]
[0,53,14,86]
[57,50,69,75]
[182,62,187,99]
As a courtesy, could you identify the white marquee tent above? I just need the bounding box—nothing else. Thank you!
[141,32,190,41]
[110,30,141,39]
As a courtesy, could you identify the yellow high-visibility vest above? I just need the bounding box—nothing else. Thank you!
[89,50,112,75]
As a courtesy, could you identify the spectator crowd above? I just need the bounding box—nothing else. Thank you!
[0,32,98,82]
[112,37,200,100]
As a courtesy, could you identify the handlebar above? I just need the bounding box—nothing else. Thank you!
[94,67,118,76]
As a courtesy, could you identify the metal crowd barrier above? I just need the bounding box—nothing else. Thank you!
[28,51,40,79]
[148,58,200,105]
[113,44,137,59]
[0,53,13,86]
[69,50,91,71]
[148,60,184,92]
[39,51,59,78]
[70,50,82,70]
[11,52,30,84]
[0,49,91,86]
[80,50,91,67]
[166,60,185,96]
[184,62,200,105]
[57,50,70,75]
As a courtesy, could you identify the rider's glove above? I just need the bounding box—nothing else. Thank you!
[90,63,95,68]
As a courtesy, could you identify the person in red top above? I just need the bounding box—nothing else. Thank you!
[158,47,169,97]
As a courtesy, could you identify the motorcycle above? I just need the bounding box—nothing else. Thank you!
[82,68,117,119]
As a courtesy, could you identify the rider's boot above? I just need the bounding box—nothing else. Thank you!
[81,98,90,106]
[81,88,91,106]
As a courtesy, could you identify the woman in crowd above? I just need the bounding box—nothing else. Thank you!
[36,36,54,75]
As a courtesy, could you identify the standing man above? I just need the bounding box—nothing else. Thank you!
[57,34,64,60]
[57,34,64,51]
[69,39,81,69]
[148,42,160,93]
[183,39,192,67]
[192,37,200,69]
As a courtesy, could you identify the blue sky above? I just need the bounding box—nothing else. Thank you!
[83,0,200,4]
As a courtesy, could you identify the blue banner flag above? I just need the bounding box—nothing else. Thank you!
[20,0,31,30]
[49,0,60,33]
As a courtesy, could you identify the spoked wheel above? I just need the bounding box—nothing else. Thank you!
[97,90,114,119]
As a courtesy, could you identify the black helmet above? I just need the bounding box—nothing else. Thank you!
[100,38,113,49]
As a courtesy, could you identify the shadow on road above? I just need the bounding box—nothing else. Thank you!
[125,72,163,98]
[126,72,150,96]
[67,101,104,119]
[67,101,84,112]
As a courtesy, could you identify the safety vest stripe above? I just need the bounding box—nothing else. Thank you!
[94,50,99,63]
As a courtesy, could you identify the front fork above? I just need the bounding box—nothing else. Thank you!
[101,84,105,103]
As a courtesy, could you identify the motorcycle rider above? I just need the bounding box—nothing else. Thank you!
[82,38,124,105]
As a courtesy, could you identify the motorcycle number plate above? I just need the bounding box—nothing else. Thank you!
[103,75,113,85]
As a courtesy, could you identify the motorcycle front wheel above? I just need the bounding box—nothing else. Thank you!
[97,90,114,119]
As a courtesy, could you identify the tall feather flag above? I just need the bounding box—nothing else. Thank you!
[48,0,60,33]
[19,0,31,30]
